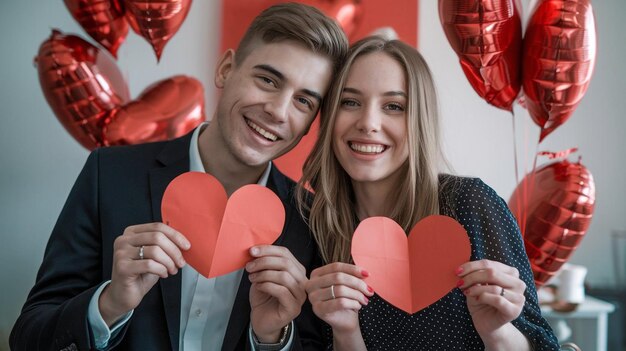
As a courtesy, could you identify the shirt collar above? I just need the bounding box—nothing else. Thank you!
[188,122,272,186]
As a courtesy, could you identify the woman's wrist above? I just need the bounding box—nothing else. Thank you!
[333,325,366,351]
[481,323,531,351]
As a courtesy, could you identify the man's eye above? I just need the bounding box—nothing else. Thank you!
[297,97,313,109]
[259,76,276,86]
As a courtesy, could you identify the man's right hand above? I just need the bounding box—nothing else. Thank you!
[99,222,190,326]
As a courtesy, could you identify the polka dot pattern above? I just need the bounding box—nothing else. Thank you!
[325,176,560,350]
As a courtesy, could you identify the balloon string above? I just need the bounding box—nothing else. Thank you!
[511,109,523,233]
[523,133,542,235]
[517,108,535,236]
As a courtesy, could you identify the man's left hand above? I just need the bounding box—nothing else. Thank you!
[247,245,307,342]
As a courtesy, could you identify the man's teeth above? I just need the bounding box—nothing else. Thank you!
[247,119,278,141]
[350,143,385,154]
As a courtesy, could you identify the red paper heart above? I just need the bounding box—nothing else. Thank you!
[351,215,471,314]
[161,172,285,278]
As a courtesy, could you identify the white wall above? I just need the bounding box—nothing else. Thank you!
[1,0,624,348]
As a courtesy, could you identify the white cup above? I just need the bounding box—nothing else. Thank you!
[557,264,588,304]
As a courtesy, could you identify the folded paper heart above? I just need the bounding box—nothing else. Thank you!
[161,172,285,278]
[351,215,471,314]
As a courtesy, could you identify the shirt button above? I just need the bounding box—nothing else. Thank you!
[195,309,202,317]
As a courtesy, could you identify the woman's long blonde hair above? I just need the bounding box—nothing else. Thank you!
[297,36,446,264]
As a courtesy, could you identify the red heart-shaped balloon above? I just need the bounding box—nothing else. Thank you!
[64,0,129,58]
[104,75,205,145]
[35,30,130,150]
[509,154,595,287]
[161,172,286,278]
[316,0,364,40]
[352,215,471,314]
[438,0,523,112]
[124,0,192,61]
[35,30,204,149]
[522,0,596,142]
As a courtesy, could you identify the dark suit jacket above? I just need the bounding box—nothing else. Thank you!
[10,132,324,351]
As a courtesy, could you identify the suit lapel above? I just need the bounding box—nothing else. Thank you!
[149,133,193,351]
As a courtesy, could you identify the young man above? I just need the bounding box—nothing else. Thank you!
[10,3,348,350]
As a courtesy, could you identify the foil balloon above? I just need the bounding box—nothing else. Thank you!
[508,149,595,287]
[35,29,130,150]
[439,0,523,111]
[317,0,364,40]
[124,0,192,61]
[104,76,205,145]
[64,0,129,58]
[522,0,597,142]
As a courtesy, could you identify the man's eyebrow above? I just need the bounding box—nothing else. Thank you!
[254,64,284,80]
[343,87,407,98]
[303,89,323,105]
[254,64,323,105]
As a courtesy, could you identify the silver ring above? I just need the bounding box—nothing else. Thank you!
[500,287,506,297]
[330,285,336,299]
[139,245,145,260]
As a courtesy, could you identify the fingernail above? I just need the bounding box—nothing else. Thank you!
[361,270,370,277]
[246,261,255,270]
[367,285,374,293]
[455,266,464,275]
[463,288,470,295]
[179,258,186,266]
[184,242,191,250]
[250,247,259,256]
[364,297,369,305]
[456,279,464,288]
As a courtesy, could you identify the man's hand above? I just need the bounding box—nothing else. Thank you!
[99,222,190,326]
[247,245,307,343]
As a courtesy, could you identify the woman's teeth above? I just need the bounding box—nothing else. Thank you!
[350,142,385,154]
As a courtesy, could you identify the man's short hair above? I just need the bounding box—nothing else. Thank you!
[235,2,348,76]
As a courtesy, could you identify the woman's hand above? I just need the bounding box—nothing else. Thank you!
[457,259,527,344]
[305,262,374,334]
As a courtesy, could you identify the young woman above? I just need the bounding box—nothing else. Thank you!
[297,36,559,350]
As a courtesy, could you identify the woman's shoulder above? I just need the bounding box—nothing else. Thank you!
[438,174,494,197]
[438,174,507,214]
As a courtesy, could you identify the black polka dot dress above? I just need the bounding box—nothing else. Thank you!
[326,176,560,350]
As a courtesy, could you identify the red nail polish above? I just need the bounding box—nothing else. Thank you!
[364,297,369,304]
[367,285,374,293]
[455,266,464,275]
[361,270,370,277]
[456,279,464,288]
[463,288,470,295]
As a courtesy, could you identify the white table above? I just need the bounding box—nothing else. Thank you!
[541,296,615,351]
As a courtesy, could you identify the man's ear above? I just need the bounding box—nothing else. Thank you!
[215,49,236,89]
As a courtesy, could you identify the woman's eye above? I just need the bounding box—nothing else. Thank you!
[341,99,359,107]
[385,103,405,111]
